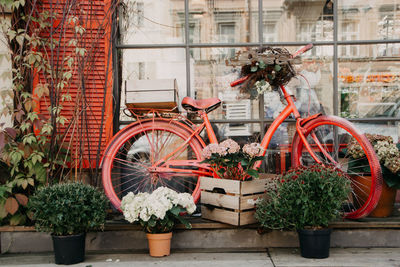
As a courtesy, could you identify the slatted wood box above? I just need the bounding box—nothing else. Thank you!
[200,176,268,226]
[125,79,179,110]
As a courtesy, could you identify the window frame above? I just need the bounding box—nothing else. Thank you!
[113,0,400,136]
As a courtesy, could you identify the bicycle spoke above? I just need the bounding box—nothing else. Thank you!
[102,119,204,210]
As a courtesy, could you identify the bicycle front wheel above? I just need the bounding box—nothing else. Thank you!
[102,119,205,210]
[291,115,382,219]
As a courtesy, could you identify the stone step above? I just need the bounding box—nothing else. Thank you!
[1,215,400,254]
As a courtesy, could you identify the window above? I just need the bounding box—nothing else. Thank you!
[263,22,277,43]
[218,23,236,58]
[340,21,359,57]
[117,0,400,173]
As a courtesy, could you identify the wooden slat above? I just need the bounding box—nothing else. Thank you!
[201,191,240,210]
[239,210,258,225]
[239,194,265,210]
[200,177,241,194]
[201,206,240,226]
[240,179,268,195]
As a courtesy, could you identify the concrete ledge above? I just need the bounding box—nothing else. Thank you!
[2,228,400,254]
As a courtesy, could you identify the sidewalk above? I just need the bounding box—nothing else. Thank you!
[1,248,399,267]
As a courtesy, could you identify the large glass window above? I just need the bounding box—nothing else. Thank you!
[117,0,400,172]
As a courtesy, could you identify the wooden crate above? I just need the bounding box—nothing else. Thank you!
[125,79,179,110]
[200,176,268,226]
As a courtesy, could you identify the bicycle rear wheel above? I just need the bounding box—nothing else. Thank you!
[102,119,205,210]
[291,115,382,219]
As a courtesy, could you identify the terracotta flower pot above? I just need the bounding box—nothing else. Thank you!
[146,232,172,257]
[352,176,397,218]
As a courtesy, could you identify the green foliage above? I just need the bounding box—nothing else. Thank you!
[141,206,192,234]
[255,164,351,230]
[29,183,108,235]
[0,0,81,226]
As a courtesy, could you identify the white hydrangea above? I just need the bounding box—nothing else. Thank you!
[120,187,196,223]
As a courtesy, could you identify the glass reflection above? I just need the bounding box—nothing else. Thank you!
[120,0,185,44]
[339,0,400,44]
[262,0,333,43]
[191,47,260,120]
[338,44,400,119]
[119,48,187,121]
[189,0,258,43]
[285,46,334,116]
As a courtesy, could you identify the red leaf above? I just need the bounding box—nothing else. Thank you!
[33,118,43,130]
[5,197,19,215]
[15,194,28,206]
[15,110,24,123]
[5,127,17,139]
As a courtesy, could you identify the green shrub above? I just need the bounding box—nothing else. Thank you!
[255,164,351,230]
[29,183,108,236]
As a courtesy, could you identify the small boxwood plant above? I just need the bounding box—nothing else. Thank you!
[255,164,351,230]
[29,183,109,236]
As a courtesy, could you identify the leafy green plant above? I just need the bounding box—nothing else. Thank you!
[201,139,265,180]
[0,1,83,226]
[255,164,351,230]
[29,183,108,236]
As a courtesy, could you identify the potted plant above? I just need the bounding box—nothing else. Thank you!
[255,164,351,258]
[29,183,108,265]
[120,186,196,257]
[200,139,267,225]
[347,134,400,217]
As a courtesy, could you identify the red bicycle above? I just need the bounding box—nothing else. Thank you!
[101,44,382,219]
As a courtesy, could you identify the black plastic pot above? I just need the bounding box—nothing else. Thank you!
[297,228,332,259]
[52,233,86,265]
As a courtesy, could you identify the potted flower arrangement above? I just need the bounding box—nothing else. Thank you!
[29,183,109,265]
[200,139,267,225]
[347,134,400,217]
[201,138,265,180]
[120,186,196,257]
[255,164,351,258]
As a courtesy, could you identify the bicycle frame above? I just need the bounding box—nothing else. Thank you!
[150,84,324,176]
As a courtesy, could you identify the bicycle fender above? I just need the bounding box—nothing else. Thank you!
[299,113,322,127]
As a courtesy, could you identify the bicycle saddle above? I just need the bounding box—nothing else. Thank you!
[181,97,221,113]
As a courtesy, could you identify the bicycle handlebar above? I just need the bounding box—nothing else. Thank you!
[230,75,250,87]
[230,43,313,87]
[292,43,313,58]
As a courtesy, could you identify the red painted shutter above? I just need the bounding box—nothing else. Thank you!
[35,0,114,169]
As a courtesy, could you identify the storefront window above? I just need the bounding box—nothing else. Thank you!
[117,0,400,172]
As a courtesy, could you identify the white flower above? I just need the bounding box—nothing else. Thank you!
[120,187,196,225]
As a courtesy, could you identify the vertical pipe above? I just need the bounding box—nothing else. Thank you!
[112,11,120,135]
[333,0,339,156]
[333,0,338,117]
[185,0,191,97]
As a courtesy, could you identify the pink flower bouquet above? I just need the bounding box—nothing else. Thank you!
[202,139,265,180]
